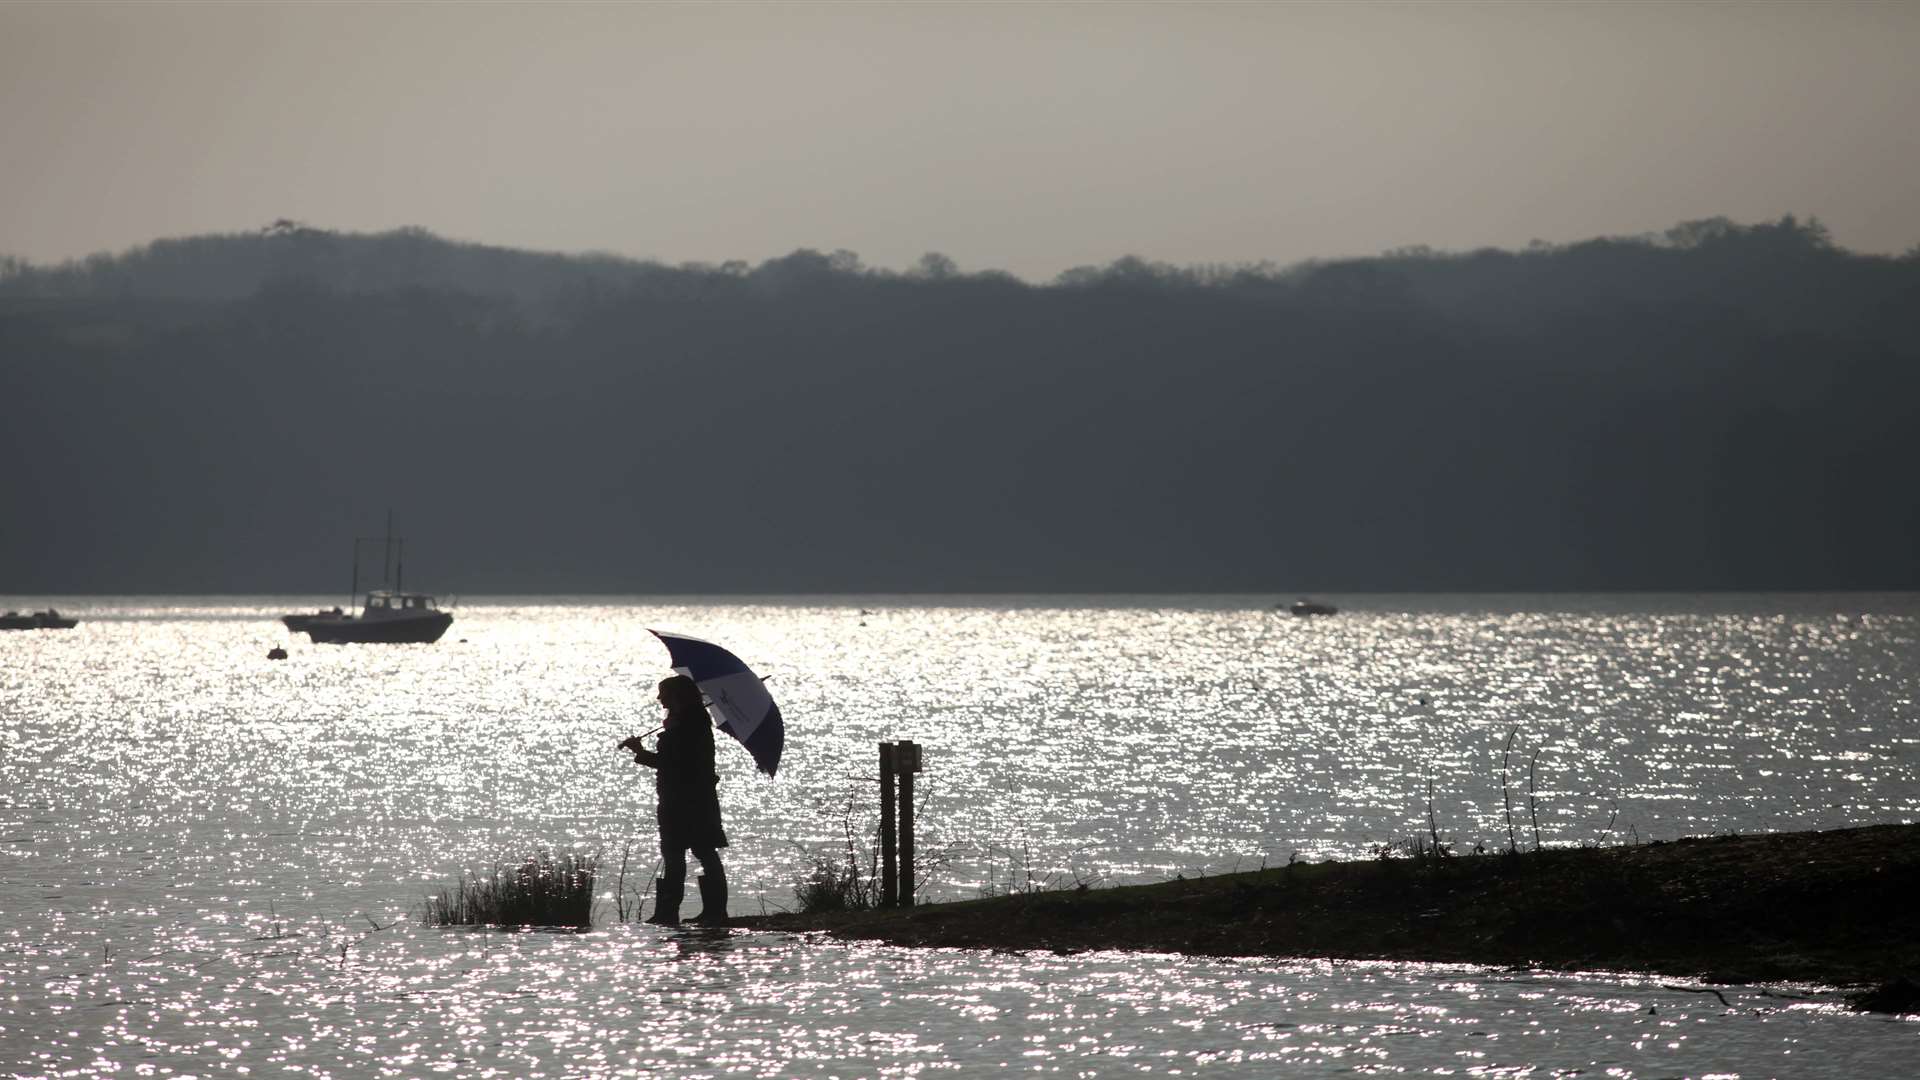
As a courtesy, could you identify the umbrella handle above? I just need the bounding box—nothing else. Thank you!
[617,726,663,755]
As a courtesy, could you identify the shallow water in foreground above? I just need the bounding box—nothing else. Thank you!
[4,594,1917,1076]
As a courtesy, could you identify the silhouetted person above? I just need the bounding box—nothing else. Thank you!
[620,675,729,926]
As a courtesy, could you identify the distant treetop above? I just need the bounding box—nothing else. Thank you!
[0,213,1891,308]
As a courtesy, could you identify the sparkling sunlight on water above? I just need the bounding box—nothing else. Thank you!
[3,594,1916,1075]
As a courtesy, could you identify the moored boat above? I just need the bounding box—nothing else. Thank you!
[1288,598,1338,617]
[296,513,455,645]
[303,590,453,644]
[281,607,345,633]
[0,608,77,630]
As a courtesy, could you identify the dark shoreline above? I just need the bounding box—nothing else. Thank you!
[738,823,1920,991]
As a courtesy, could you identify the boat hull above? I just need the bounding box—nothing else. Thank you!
[1,611,77,630]
[304,611,453,644]
[281,610,344,633]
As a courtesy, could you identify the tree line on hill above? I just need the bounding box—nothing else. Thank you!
[2,215,1915,593]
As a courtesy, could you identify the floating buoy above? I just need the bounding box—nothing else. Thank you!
[267,646,288,660]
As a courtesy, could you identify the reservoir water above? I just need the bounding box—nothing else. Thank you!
[3,595,1917,1076]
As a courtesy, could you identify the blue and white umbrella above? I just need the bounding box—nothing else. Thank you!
[649,629,785,777]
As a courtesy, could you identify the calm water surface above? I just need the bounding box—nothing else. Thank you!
[3,594,1917,1076]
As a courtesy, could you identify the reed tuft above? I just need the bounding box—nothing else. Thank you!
[427,851,597,928]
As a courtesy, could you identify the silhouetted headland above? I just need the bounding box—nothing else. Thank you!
[4,215,1916,592]
[742,823,1920,992]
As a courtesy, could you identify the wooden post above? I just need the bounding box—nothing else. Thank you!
[879,742,898,908]
[897,739,918,907]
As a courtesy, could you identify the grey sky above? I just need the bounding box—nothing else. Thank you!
[3,0,1916,280]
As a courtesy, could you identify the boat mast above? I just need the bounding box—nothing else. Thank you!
[383,509,395,593]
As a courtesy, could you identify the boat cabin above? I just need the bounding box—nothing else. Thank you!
[363,590,440,615]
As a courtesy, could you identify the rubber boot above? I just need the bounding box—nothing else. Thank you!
[689,873,728,926]
[645,880,683,926]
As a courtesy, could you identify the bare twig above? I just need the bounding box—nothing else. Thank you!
[1662,984,1733,1008]
[1500,729,1519,854]
[1426,776,1443,853]
[1527,747,1543,851]
[612,836,636,922]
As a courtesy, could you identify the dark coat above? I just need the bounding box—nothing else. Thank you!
[652,713,729,850]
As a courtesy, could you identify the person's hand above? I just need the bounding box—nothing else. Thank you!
[618,735,654,764]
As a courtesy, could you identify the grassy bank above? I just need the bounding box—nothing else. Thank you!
[739,823,1920,988]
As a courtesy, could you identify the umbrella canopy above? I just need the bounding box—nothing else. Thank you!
[649,629,785,776]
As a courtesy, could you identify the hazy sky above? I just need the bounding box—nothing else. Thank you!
[3,1,1916,280]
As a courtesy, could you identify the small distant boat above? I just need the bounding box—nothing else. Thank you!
[298,512,454,645]
[1288,598,1338,617]
[304,590,453,644]
[281,606,345,633]
[0,608,77,630]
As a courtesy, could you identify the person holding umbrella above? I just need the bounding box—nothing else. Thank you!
[620,674,730,926]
